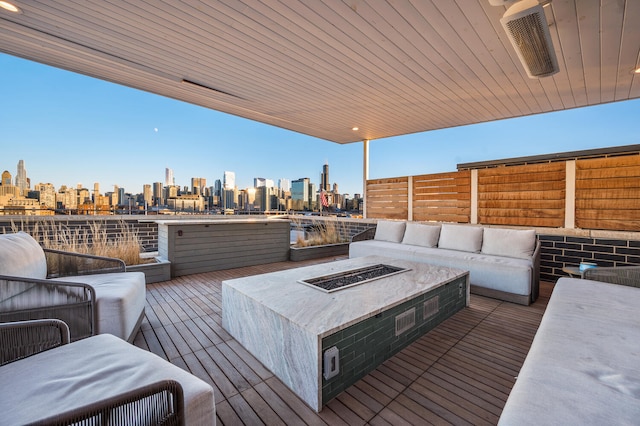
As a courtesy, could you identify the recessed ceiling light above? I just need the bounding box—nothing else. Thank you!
[352,127,359,131]
[0,1,21,13]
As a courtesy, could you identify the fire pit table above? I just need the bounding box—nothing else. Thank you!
[222,255,469,411]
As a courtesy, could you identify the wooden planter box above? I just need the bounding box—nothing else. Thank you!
[289,242,350,262]
[126,257,171,284]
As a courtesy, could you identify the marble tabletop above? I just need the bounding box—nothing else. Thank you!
[223,255,468,337]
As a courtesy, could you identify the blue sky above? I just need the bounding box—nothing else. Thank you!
[2,52,639,197]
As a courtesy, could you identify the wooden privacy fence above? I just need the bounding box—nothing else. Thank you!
[366,154,640,231]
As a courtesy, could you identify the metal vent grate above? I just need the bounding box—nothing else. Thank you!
[423,296,439,320]
[395,308,416,336]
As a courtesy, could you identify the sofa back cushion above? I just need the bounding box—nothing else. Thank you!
[374,220,406,243]
[0,232,47,279]
[402,222,441,247]
[481,228,537,260]
[438,224,483,253]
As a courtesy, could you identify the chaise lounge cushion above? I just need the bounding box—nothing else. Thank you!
[481,228,536,260]
[0,333,215,425]
[438,224,483,253]
[374,220,406,243]
[401,222,441,247]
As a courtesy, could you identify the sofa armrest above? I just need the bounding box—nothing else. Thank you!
[531,239,541,303]
[0,275,96,341]
[34,380,185,426]
[0,319,70,366]
[44,248,126,278]
[351,227,376,242]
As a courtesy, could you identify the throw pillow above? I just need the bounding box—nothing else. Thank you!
[401,222,441,247]
[438,224,483,252]
[481,228,536,259]
[374,220,406,243]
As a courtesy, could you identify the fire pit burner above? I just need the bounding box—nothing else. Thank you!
[299,264,410,292]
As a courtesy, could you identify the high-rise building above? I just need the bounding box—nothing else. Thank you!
[165,168,174,186]
[143,184,152,206]
[321,163,330,192]
[1,170,12,186]
[278,178,290,193]
[223,171,235,190]
[254,177,266,188]
[34,183,56,208]
[153,182,164,206]
[214,180,222,197]
[15,160,28,193]
[291,177,310,210]
[191,177,206,195]
[93,183,100,204]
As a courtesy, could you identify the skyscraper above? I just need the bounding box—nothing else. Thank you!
[153,182,164,206]
[165,168,174,186]
[15,160,28,193]
[223,171,235,190]
[278,178,291,192]
[291,177,310,210]
[321,163,330,192]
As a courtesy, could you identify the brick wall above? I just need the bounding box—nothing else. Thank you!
[539,234,640,282]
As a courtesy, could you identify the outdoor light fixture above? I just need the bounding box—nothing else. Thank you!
[500,0,559,78]
[352,127,359,131]
[0,1,20,13]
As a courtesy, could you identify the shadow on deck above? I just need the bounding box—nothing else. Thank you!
[133,256,552,425]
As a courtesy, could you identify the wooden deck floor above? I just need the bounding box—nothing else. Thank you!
[133,257,552,425]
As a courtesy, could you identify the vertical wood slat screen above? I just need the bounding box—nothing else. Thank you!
[365,177,408,219]
[477,163,565,227]
[576,156,640,231]
[412,171,470,223]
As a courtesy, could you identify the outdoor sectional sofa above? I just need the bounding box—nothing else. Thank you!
[499,277,640,424]
[0,231,145,341]
[350,220,540,305]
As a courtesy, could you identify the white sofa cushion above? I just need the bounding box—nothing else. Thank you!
[438,224,483,253]
[374,220,406,243]
[0,232,47,280]
[401,222,441,247]
[482,228,536,260]
[0,333,216,425]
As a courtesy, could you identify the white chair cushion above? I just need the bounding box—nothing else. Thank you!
[0,333,215,425]
[0,232,47,280]
[374,220,406,243]
[401,222,441,247]
[438,224,483,253]
[55,272,146,340]
[481,228,536,260]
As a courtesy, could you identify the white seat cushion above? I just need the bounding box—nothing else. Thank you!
[53,272,146,340]
[0,334,215,425]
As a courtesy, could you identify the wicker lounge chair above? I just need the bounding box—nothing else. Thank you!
[0,232,145,341]
[0,319,215,425]
[583,265,640,287]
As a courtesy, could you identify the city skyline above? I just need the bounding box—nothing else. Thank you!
[3,53,640,197]
[0,159,347,198]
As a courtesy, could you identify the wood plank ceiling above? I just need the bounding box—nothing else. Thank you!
[0,0,639,144]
